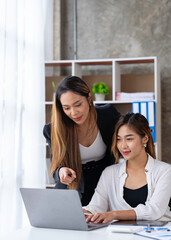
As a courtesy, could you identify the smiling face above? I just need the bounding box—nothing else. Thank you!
[116,124,148,162]
[60,90,90,126]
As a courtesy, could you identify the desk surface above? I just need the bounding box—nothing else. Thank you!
[3,225,169,240]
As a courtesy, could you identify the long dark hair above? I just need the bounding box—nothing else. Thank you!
[51,76,96,189]
[112,112,156,163]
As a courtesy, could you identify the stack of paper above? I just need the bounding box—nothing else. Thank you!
[116,92,154,101]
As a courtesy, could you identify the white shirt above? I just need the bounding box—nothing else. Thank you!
[79,131,107,164]
[83,154,171,221]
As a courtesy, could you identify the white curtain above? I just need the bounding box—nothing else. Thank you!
[0,0,46,236]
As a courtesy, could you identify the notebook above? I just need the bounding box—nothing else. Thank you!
[20,188,108,231]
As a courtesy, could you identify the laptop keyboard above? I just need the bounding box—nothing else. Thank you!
[88,222,106,229]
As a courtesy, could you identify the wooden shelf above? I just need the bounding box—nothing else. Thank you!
[44,56,161,185]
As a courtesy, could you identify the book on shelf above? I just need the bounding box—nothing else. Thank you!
[116,92,154,101]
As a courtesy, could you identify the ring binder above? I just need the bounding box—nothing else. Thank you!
[132,101,156,142]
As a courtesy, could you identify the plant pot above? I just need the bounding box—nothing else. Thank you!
[95,93,105,101]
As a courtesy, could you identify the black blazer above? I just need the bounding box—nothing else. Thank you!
[43,104,120,180]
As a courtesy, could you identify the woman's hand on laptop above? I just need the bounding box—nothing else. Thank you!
[59,167,76,185]
[86,211,115,224]
[83,209,92,217]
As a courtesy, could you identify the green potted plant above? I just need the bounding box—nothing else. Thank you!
[52,81,56,99]
[92,82,109,101]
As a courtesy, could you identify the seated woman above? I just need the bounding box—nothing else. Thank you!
[83,113,171,223]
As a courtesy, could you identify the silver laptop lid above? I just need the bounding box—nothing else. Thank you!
[20,188,89,231]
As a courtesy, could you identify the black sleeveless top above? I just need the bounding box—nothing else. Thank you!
[123,184,148,208]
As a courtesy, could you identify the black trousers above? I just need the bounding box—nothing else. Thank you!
[54,155,111,206]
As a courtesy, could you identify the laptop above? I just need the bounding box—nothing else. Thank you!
[20,188,108,231]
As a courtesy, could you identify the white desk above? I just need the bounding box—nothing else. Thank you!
[1,225,159,240]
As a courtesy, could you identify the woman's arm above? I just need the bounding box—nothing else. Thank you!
[86,209,136,224]
[43,123,52,157]
[43,123,77,185]
[134,165,171,220]
[43,123,59,180]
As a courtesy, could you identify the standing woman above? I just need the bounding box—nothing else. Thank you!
[43,76,120,205]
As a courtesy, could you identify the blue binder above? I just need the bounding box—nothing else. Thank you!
[132,101,156,142]
[132,102,140,113]
[147,101,156,143]
[140,102,147,119]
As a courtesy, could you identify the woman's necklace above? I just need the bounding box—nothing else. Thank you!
[77,120,98,146]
